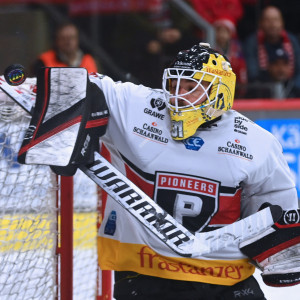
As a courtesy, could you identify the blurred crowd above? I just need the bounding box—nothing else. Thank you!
[27,0,300,99]
[141,0,300,99]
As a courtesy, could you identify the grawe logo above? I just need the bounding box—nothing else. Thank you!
[144,98,166,120]
[150,98,166,111]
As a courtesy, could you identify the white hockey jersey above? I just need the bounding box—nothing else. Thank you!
[90,73,298,285]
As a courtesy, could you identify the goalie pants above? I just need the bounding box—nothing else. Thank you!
[114,271,266,300]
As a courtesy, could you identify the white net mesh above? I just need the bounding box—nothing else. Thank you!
[0,94,100,299]
[0,95,58,299]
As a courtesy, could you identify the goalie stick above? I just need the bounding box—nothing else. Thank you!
[0,71,282,258]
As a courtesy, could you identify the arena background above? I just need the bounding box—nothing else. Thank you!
[0,1,300,299]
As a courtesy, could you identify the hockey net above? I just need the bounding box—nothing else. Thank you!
[0,94,101,299]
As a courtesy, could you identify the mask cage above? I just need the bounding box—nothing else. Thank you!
[162,68,222,113]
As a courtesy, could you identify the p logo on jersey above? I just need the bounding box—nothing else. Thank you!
[154,172,220,232]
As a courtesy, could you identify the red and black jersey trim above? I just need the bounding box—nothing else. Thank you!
[119,152,242,226]
[120,153,155,182]
[210,186,242,226]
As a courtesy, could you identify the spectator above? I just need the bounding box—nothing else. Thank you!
[191,0,244,25]
[189,0,247,97]
[127,2,196,88]
[243,5,300,98]
[140,26,195,87]
[213,18,248,96]
[32,22,98,75]
[263,46,300,98]
[267,47,290,82]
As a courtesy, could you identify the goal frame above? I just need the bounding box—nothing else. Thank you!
[0,96,112,300]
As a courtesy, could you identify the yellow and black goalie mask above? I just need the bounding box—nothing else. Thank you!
[162,43,236,140]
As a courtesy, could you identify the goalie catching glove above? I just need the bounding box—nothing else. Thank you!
[239,206,300,287]
[18,67,109,175]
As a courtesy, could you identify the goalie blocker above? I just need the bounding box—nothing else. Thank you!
[18,67,109,176]
[240,206,300,287]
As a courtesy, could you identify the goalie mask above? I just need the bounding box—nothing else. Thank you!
[162,43,236,140]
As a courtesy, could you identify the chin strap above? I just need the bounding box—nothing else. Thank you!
[205,106,225,118]
[199,116,221,129]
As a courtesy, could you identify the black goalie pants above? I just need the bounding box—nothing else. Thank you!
[114,271,267,300]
